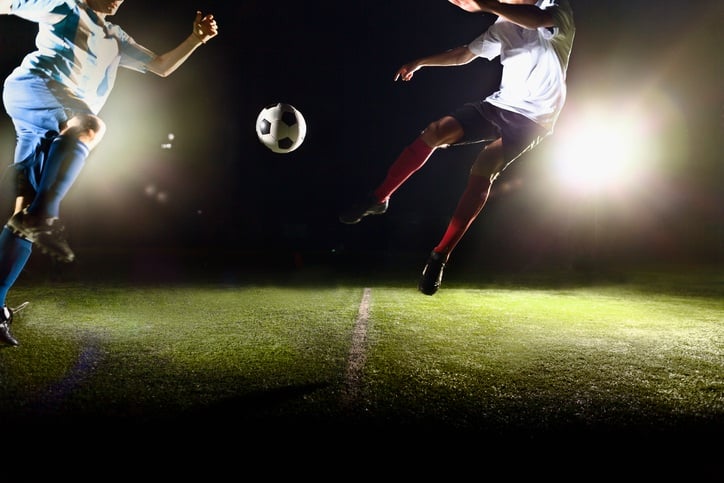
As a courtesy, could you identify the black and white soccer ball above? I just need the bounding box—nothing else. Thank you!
[255,102,307,154]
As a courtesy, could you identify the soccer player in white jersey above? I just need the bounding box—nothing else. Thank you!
[339,0,575,295]
[0,0,218,345]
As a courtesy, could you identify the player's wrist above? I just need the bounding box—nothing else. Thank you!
[192,30,206,45]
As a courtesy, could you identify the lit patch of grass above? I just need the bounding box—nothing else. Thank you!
[0,285,362,419]
[361,284,723,433]
[0,270,721,443]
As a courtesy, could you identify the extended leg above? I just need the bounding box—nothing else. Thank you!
[339,116,464,224]
[418,138,505,295]
[6,114,105,262]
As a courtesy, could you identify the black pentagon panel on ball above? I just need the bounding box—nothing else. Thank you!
[281,111,298,126]
[278,138,294,149]
[259,119,271,135]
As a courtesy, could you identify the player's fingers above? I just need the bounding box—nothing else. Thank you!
[202,15,217,29]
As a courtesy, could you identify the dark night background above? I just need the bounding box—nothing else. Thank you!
[0,0,721,279]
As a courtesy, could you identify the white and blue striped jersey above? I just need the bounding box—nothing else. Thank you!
[6,0,156,114]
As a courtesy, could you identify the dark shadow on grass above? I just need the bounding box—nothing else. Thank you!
[1,380,334,434]
[22,246,723,299]
[176,381,333,424]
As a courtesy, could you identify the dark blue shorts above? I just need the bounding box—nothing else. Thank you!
[450,101,548,164]
[2,73,93,195]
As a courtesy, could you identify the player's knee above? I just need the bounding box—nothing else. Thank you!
[63,114,107,146]
[421,117,463,147]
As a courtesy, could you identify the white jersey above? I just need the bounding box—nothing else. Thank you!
[5,0,156,114]
[467,0,575,133]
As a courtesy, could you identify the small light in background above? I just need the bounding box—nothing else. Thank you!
[161,132,175,149]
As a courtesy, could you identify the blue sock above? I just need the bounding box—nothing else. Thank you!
[28,135,89,218]
[0,227,32,306]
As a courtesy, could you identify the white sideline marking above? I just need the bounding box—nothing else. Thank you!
[342,287,372,403]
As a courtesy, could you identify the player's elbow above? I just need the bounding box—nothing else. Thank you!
[453,47,476,65]
[148,67,172,78]
[146,58,174,77]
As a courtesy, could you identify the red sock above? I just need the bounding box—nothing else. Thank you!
[373,138,435,202]
[433,174,492,257]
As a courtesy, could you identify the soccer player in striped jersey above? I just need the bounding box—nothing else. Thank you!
[0,0,218,345]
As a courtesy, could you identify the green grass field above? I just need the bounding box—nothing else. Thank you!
[1,258,722,473]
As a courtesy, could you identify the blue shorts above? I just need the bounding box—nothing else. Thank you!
[2,73,93,195]
[450,101,548,166]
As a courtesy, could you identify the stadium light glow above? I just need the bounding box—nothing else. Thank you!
[551,103,656,195]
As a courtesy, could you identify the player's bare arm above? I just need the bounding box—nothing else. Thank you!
[146,11,218,77]
[394,46,476,81]
[449,0,555,29]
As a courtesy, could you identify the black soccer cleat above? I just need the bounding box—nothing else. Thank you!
[339,195,389,224]
[0,302,29,347]
[7,208,75,263]
[418,251,447,296]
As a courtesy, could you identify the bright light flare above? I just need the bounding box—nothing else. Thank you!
[552,106,653,194]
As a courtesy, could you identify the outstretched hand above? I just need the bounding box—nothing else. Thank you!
[192,11,219,44]
[394,62,421,82]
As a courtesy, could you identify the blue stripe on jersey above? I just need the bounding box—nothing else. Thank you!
[8,0,156,114]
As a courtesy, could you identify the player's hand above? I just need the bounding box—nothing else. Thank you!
[192,11,219,44]
[394,62,420,82]
[448,0,495,13]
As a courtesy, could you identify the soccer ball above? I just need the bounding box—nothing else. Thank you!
[255,103,307,154]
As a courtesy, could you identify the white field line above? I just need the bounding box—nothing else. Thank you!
[341,287,372,404]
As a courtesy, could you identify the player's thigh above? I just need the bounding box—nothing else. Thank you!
[471,138,505,179]
[420,116,464,147]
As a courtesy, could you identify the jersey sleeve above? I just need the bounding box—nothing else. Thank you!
[546,0,576,71]
[467,27,501,60]
[107,24,157,73]
[6,0,69,23]
[549,1,575,38]
[119,41,156,73]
